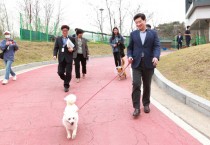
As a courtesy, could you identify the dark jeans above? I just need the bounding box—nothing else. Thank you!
[186,40,190,47]
[177,42,182,50]
[57,59,72,88]
[132,59,154,109]
[74,54,87,78]
[113,52,121,67]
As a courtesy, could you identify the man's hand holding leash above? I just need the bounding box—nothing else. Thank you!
[128,57,133,64]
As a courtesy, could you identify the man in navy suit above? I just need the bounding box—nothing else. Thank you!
[177,32,183,50]
[127,13,161,117]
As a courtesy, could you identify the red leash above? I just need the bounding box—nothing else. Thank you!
[79,63,130,110]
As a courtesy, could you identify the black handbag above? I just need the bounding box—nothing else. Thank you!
[0,52,4,59]
[119,43,125,58]
[0,48,7,59]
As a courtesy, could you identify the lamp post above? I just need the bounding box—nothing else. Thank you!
[99,8,104,41]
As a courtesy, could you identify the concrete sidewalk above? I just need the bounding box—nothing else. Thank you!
[0,57,209,145]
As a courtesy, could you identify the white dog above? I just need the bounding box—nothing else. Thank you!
[62,94,79,139]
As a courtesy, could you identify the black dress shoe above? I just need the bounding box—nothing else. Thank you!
[144,106,150,113]
[133,109,140,117]
[64,88,69,92]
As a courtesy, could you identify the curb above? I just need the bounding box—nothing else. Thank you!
[153,69,210,117]
[0,60,57,76]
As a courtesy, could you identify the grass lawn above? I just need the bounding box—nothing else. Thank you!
[0,40,112,69]
[158,43,210,100]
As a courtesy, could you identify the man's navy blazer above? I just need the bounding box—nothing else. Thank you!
[177,35,183,43]
[53,36,76,63]
[127,29,161,69]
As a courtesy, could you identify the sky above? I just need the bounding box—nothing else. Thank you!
[2,0,186,36]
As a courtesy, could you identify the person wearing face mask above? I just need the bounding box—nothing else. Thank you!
[0,31,19,85]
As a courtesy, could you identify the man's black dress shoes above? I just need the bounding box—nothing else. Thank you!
[133,109,140,117]
[144,106,150,113]
[64,88,69,92]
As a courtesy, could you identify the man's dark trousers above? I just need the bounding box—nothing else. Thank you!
[177,42,182,50]
[186,39,190,47]
[74,54,87,78]
[57,58,72,89]
[132,58,154,109]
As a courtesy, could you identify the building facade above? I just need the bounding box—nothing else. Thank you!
[185,0,210,43]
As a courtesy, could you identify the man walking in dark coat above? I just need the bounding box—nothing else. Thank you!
[53,25,76,92]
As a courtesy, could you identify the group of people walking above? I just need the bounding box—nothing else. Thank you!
[176,25,192,50]
[3,12,189,118]
[53,25,89,92]
[52,12,162,118]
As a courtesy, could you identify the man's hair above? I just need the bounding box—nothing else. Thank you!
[75,28,78,31]
[133,13,146,21]
[76,29,84,35]
[146,24,151,29]
[187,26,190,29]
[61,25,70,30]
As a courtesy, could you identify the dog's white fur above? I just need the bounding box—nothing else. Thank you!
[62,94,79,139]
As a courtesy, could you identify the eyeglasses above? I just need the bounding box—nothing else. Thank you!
[62,29,69,32]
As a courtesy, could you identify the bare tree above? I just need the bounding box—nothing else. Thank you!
[127,4,141,32]
[95,9,105,40]
[0,0,12,33]
[18,0,33,29]
[127,4,153,32]
[33,0,41,31]
[105,0,113,33]
[119,0,122,33]
[43,0,54,33]
[117,0,130,34]
[0,2,6,33]
[2,3,10,31]
[54,0,63,36]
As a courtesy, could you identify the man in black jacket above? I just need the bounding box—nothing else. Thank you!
[177,32,183,50]
[53,25,76,92]
[185,26,191,47]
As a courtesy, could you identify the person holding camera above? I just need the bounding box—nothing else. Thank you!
[0,31,19,85]
[109,27,124,67]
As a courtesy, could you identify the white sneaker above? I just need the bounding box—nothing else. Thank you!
[2,79,8,85]
[13,75,17,81]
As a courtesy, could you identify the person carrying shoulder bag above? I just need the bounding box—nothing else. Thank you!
[0,31,19,85]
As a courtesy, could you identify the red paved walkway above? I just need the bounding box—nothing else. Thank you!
[0,57,201,145]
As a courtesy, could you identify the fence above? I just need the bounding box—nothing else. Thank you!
[20,13,62,42]
[82,30,130,46]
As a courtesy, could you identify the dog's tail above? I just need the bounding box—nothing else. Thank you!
[64,94,77,105]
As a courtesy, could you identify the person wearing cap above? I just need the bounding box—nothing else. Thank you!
[73,29,89,83]
[0,31,19,85]
[53,25,76,92]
